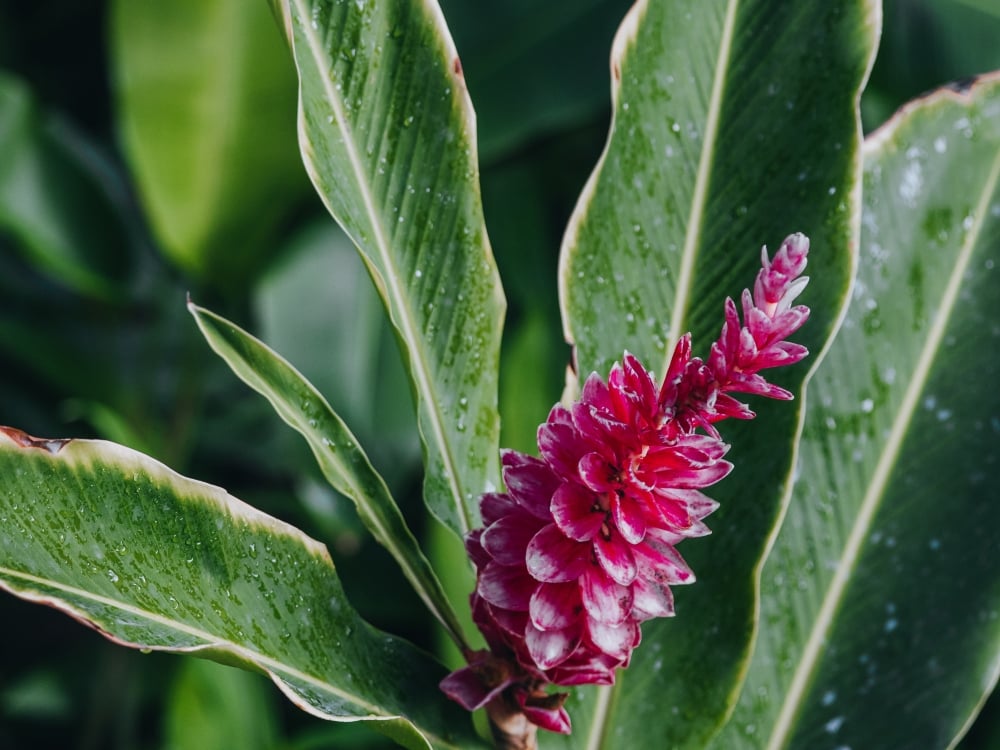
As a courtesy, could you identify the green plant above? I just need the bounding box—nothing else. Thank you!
[1,1,998,748]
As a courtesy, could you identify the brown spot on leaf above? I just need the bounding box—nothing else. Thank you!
[612,61,621,82]
[453,56,463,77]
[1,426,71,454]
[946,75,979,94]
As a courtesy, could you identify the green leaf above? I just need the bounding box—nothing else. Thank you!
[272,0,506,537]
[555,1,878,746]
[189,302,469,651]
[862,0,1000,130]
[0,72,130,297]
[0,426,480,750]
[165,659,280,750]
[714,74,1000,750]
[111,0,308,287]
[254,220,420,476]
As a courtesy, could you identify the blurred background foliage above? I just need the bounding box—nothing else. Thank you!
[0,0,997,748]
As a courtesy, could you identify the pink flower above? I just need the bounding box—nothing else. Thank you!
[441,234,811,734]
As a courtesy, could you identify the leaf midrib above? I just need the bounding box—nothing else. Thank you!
[291,0,471,534]
[764,142,1000,750]
[0,566,377,713]
[584,0,741,745]
[662,0,740,374]
[0,566,467,749]
[190,305,468,649]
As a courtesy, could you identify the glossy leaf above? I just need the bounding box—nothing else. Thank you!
[254,221,419,476]
[862,0,1000,130]
[0,427,480,750]
[189,303,469,651]
[111,0,308,286]
[0,72,129,297]
[715,74,1000,750]
[272,0,505,537]
[556,1,878,746]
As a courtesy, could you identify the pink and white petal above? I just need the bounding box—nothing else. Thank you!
[682,518,713,538]
[632,539,695,585]
[622,352,658,419]
[501,451,560,519]
[593,533,637,586]
[642,493,695,532]
[755,340,809,369]
[478,562,536,610]
[538,415,587,479]
[514,689,572,734]
[439,662,514,711]
[551,482,604,541]
[526,524,589,583]
[465,530,490,569]
[482,516,542,566]
[585,618,639,661]
[485,601,529,637]
[578,452,618,492]
[654,458,733,489]
[685,491,721,520]
[713,392,755,420]
[573,401,634,447]
[631,576,676,621]
[611,493,647,544]
[580,371,613,411]
[608,360,638,423]
[548,655,620,686]
[644,525,695,546]
[525,622,580,669]
[529,581,583,631]
[659,334,692,412]
[580,565,633,624]
[480,492,517,526]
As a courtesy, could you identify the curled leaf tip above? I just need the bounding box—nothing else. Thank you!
[0,426,71,454]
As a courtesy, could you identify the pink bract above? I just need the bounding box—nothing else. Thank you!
[441,234,812,734]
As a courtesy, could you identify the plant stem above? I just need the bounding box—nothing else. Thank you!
[486,695,538,750]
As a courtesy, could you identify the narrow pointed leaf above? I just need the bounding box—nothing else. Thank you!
[716,74,1000,750]
[189,301,468,650]
[272,0,505,537]
[112,0,308,286]
[555,1,878,746]
[0,72,130,297]
[0,427,481,750]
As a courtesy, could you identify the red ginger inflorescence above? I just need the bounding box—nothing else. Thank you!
[441,234,812,734]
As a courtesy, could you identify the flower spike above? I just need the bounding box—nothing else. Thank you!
[442,234,812,734]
